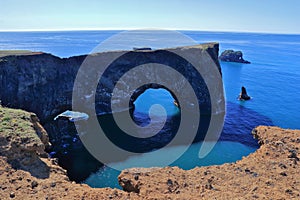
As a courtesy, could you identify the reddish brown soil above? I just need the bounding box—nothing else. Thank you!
[0,108,299,200]
[118,126,300,199]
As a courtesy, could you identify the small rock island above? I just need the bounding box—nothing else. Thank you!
[219,49,251,64]
[238,86,251,101]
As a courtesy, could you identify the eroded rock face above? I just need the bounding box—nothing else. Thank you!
[0,53,84,122]
[219,49,251,64]
[0,43,222,123]
[0,44,224,157]
[0,44,225,183]
[0,107,130,199]
[0,107,51,178]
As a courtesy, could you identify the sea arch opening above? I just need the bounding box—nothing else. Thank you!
[129,84,180,120]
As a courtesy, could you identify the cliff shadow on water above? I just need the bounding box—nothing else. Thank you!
[0,46,273,184]
[0,44,222,182]
[45,101,273,183]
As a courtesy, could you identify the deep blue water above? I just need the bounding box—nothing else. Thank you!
[1,30,299,188]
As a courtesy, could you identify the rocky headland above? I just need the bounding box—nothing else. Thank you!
[0,43,221,122]
[219,49,251,64]
[0,43,225,182]
[0,106,299,199]
[0,45,299,199]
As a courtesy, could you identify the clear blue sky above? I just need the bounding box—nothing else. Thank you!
[0,0,299,33]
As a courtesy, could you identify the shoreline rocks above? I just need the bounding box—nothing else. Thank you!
[118,126,300,199]
[0,107,299,199]
[219,49,251,64]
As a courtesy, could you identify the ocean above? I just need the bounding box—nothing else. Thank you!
[1,30,299,188]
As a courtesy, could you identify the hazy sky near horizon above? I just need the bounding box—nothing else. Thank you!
[0,0,299,33]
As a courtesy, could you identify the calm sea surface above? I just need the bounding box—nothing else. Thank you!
[1,30,299,188]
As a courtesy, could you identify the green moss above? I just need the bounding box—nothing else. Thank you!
[2,116,11,121]
[0,106,40,143]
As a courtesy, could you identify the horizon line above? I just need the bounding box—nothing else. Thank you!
[0,28,299,35]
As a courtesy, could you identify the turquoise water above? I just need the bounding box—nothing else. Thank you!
[85,141,256,188]
[0,30,299,188]
[85,86,270,189]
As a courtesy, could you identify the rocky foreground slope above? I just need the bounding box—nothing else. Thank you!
[118,126,300,199]
[0,107,299,199]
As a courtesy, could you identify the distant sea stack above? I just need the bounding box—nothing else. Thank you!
[238,86,251,100]
[219,50,251,64]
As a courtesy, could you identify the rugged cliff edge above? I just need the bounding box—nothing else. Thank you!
[0,106,130,199]
[0,107,299,199]
[0,44,224,178]
[0,52,83,122]
[0,43,221,123]
[118,126,300,199]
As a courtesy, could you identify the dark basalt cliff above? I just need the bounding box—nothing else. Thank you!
[0,44,224,181]
[219,49,251,64]
[0,53,84,122]
[0,43,222,123]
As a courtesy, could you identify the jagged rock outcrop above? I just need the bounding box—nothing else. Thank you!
[219,49,251,64]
